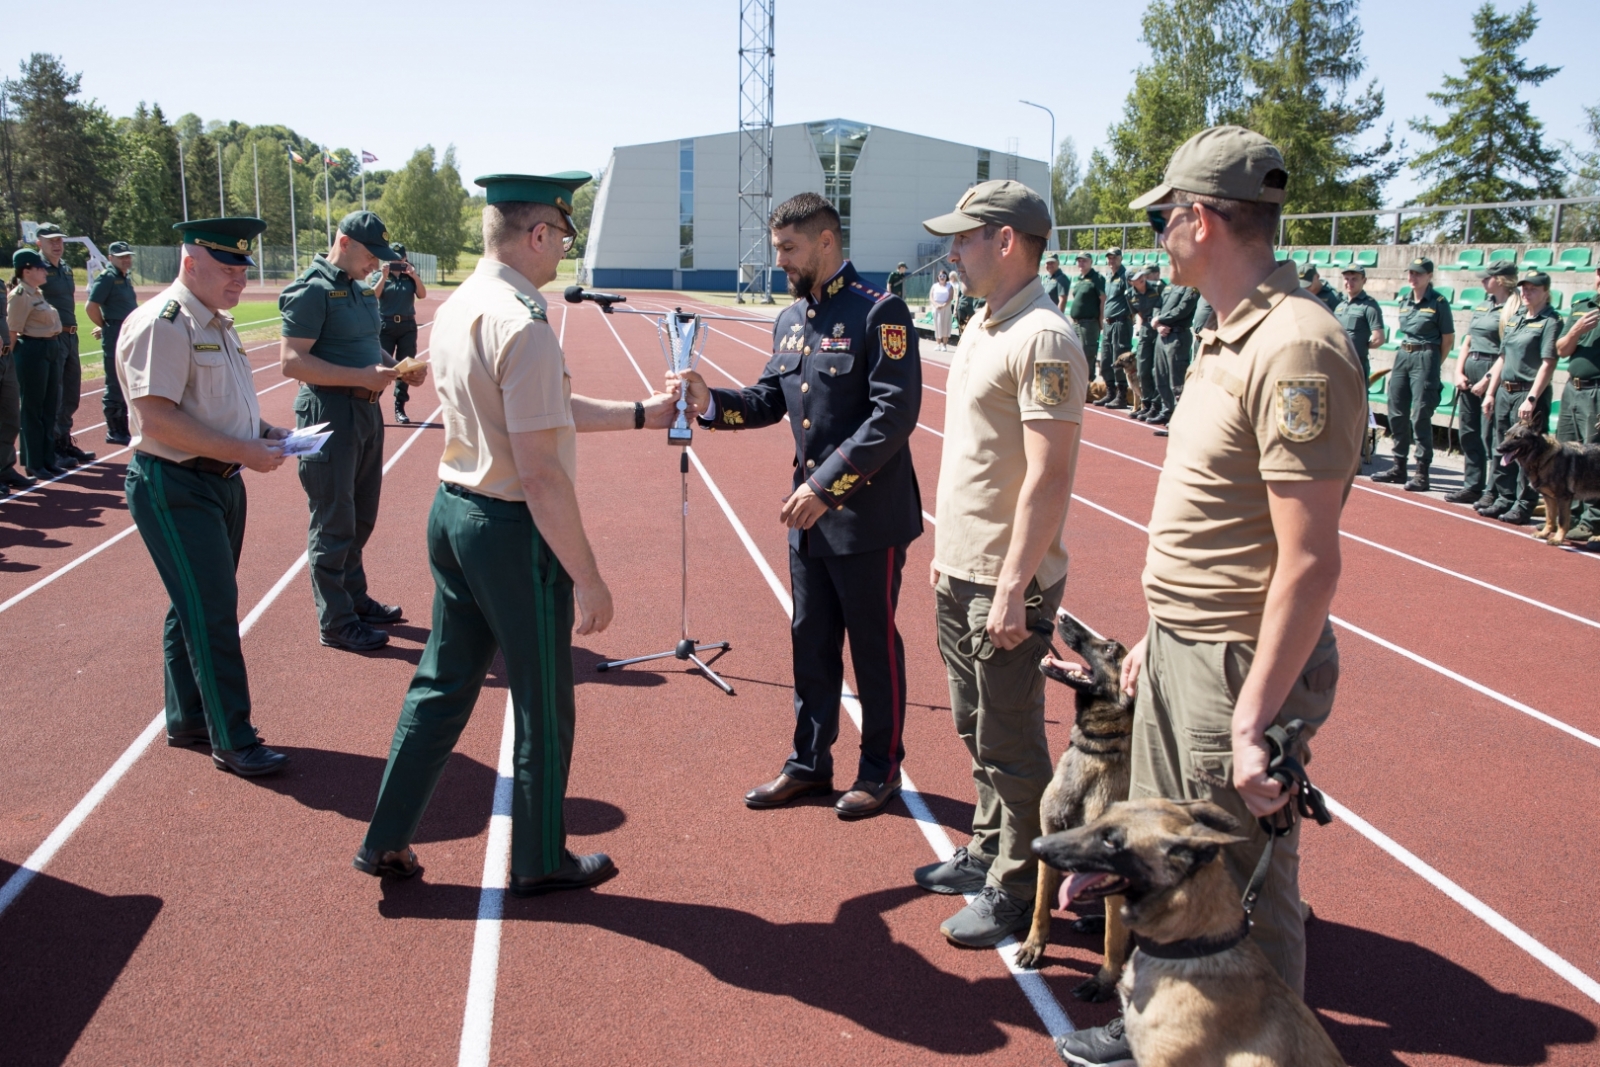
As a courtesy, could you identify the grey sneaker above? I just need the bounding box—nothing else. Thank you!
[940,885,1030,947]
[1055,1017,1134,1066]
[913,846,991,895]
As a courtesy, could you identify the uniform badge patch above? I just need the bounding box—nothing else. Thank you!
[880,324,907,360]
[826,472,859,496]
[722,409,744,426]
[1033,361,1071,406]
[193,343,221,351]
[514,293,548,321]
[160,300,181,322]
[832,323,846,338]
[1275,377,1328,442]
[826,276,846,298]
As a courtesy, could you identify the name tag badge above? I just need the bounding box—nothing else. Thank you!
[193,343,222,351]
[329,290,348,299]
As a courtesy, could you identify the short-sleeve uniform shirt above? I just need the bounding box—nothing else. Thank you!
[39,258,76,325]
[1068,271,1105,321]
[6,283,60,337]
[117,282,262,463]
[1566,297,1600,380]
[934,277,1088,588]
[1040,269,1070,309]
[432,258,575,502]
[1396,287,1454,346]
[1143,262,1366,642]
[1103,266,1132,319]
[279,254,384,368]
[1499,304,1562,384]
[87,267,139,323]
[1333,291,1385,359]
[1464,300,1506,356]
[367,268,419,319]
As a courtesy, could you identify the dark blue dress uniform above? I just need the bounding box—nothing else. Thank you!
[701,262,923,787]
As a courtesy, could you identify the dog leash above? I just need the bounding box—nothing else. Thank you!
[1240,719,1332,917]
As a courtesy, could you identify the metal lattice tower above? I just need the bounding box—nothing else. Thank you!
[736,0,775,304]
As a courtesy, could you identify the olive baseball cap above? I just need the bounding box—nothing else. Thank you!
[1130,125,1288,210]
[923,179,1053,238]
[1298,264,1319,280]
[1106,246,1124,257]
[1143,264,1161,275]
[33,222,64,240]
[339,210,399,261]
[174,217,267,265]
[12,248,46,270]
[106,241,134,257]
[1519,269,1551,288]
[1482,261,1517,281]
[390,242,407,258]
[1341,264,1366,277]
[1407,257,1435,274]
[1075,252,1093,262]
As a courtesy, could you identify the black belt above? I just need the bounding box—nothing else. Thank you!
[1072,316,1098,324]
[138,451,242,479]
[386,314,415,324]
[1106,314,1132,324]
[1501,380,1530,393]
[1572,377,1598,389]
[1400,342,1437,352]
[1466,351,1496,361]
[313,384,384,403]
[60,325,77,334]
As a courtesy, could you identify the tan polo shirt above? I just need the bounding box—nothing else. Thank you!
[433,258,575,502]
[117,282,263,463]
[6,282,61,337]
[1143,262,1365,642]
[934,277,1088,588]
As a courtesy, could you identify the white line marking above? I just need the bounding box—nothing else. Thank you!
[0,524,141,617]
[0,405,444,921]
[458,694,516,1067]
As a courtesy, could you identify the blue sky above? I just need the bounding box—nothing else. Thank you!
[8,0,1595,205]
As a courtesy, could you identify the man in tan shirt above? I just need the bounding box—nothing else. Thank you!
[1056,127,1364,1067]
[356,173,678,894]
[915,180,1088,947]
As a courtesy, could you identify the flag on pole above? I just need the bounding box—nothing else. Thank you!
[324,153,340,167]
[288,148,305,164]
[361,150,378,164]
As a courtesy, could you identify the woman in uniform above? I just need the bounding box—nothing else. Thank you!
[1479,270,1562,525]
[5,249,66,479]
[1453,262,1518,509]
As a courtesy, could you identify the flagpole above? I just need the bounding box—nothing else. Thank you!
[216,137,225,216]
[253,143,264,286]
[322,146,332,246]
[359,151,366,210]
[177,136,189,222]
[287,147,298,274]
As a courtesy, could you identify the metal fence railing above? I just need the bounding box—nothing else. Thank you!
[127,245,439,285]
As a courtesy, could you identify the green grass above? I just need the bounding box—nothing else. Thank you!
[76,300,283,380]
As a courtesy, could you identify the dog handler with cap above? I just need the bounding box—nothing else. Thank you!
[356,172,680,892]
[117,218,292,776]
[1451,261,1518,509]
[915,179,1089,948]
[1479,269,1562,526]
[1056,127,1364,1067]
[280,210,427,653]
[1554,278,1600,541]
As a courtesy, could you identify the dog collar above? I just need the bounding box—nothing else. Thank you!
[1134,916,1252,960]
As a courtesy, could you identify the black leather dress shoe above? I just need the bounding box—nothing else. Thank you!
[835,775,902,819]
[211,743,288,777]
[166,728,212,748]
[105,429,132,446]
[0,467,36,488]
[51,452,78,469]
[352,845,423,879]
[356,600,404,625]
[57,439,95,463]
[744,773,833,809]
[510,851,616,897]
[320,620,390,651]
[27,466,68,479]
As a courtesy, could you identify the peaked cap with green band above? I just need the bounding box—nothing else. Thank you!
[475,172,591,220]
[175,217,267,265]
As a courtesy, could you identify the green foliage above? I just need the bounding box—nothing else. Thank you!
[1408,1,1562,242]
[106,103,184,245]
[376,146,469,272]
[3,53,118,245]
[1561,102,1600,241]
[460,193,486,256]
[1052,138,1096,235]
[570,175,599,260]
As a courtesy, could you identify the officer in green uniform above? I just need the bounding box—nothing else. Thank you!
[887,262,909,299]
[1333,265,1385,384]
[1149,281,1198,427]
[280,211,427,652]
[1481,270,1561,525]
[1299,264,1341,312]
[119,218,290,776]
[34,224,96,466]
[1555,271,1600,541]
[1040,255,1069,311]
[1066,252,1104,363]
[1449,262,1517,508]
[1094,247,1132,408]
[367,241,426,425]
[86,241,140,444]
[1129,263,1164,420]
[1373,258,1454,492]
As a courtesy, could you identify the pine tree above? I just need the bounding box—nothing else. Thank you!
[1052,138,1097,237]
[1408,1,1562,242]
[4,53,116,244]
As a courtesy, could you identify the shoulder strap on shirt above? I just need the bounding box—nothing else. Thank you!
[513,292,548,322]
[160,300,181,322]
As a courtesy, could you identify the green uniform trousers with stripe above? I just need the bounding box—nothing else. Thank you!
[125,453,259,750]
[364,483,576,878]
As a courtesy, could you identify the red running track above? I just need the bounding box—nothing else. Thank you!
[0,288,1595,1065]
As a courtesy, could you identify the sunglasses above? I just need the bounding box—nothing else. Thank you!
[1144,200,1231,236]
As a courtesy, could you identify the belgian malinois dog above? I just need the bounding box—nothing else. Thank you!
[1113,351,1142,411]
[1033,799,1346,1066]
[1496,422,1600,545]
[1014,612,1134,1002]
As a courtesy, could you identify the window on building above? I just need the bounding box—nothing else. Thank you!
[976,149,991,183]
[679,139,694,269]
[806,119,871,258]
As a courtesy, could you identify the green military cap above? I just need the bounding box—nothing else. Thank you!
[1075,251,1093,261]
[1131,125,1287,210]
[12,248,46,270]
[1340,264,1366,277]
[475,172,592,218]
[922,179,1053,238]
[174,217,267,265]
[1482,261,1517,281]
[107,241,134,257]
[1143,264,1161,275]
[1106,246,1124,256]
[390,242,407,258]
[1406,257,1435,274]
[338,210,399,261]
[1299,264,1319,280]
[897,261,908,268]
[33,222,64,239]
[1518,269,1551,289]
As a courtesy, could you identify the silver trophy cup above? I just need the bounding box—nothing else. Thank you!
[661,312,706,444]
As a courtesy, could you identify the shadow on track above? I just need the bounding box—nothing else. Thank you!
[571,645,668,687]
[0,861,161,1067]
[1306,918,1596,1065]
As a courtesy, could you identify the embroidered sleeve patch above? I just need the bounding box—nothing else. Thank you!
[1033,361,1071,406]
[1275,377,1328,442]
[722,409,744,426]
[880,323,907,360]
[826,472,859,496]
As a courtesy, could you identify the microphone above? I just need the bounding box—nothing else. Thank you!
[564,285,626,306]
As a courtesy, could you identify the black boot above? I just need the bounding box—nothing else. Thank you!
[1371,461,1406,484]
[394,402,410,426]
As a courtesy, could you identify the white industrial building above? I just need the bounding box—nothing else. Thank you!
[581,118,1049,292]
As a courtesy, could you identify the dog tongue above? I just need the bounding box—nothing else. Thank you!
[1499,454,1513,467]
[1060,872,1104,911]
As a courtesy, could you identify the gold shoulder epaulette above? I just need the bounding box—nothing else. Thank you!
[514,293,548,322]
[160,300,181,322]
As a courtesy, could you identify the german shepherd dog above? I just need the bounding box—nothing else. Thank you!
[1014,612,1134,1002]
[1113,351,1142,411]
[1033,799,1346,1067]
[1496,422,1600,544]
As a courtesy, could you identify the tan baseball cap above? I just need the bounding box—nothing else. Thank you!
[1129,125,1288,210]
[923,179,1053,238]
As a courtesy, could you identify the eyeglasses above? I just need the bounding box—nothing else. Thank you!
[533,218,577,252]
[1144,200,1231,236]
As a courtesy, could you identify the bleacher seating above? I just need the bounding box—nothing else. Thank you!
[1488,248,1517,267]
[1290,249,1310,265]
[1575,290,1596,308]
[1442,249,1484,272]
[1549,290,1563,309]
[1355,249,1379,269]
[1434,286,1455,303]
[1459,286,1486,305]
[1331,249,1354,268]
[1311,250,1332,267]
[1521,248,1555,271]
[1557,248,1593,272]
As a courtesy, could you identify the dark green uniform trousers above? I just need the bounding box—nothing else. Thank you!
[364,483,577,878]
[1386,347,1442,471]
[101,320,129,433]
[125,453,259,750]
[0,351,21,470]
[1133,327,1158,407]
[1489,384,1553,508]
[1072,320,1100,374]
[15,336,62,471]
[1153,329,1193,414]
[296,385,385,632]
[53,329,80,444]
[1555,380,1600,528]
[1456,353,1497,496]
[1098,318,1132,394]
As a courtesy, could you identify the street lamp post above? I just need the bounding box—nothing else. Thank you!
[1019,99,1056,250]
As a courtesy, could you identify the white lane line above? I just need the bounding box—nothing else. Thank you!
[0,524,141,617]
[458,694,516,1067]
[0,404,444,921]
[605,306,1076,1037]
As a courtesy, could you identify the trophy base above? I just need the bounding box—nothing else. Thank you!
[667,426,694,445]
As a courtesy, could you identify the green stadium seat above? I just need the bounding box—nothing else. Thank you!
[1521,248,1554,270]
[1549,290,1563,309]
[1433,285,1454,303]
[1311,249,1332,266]
[1355,249,1378,268]
[1487,248,1516,267]
[1459,286,1486,305]
[1331,249,1354,268]
[1397,285,1412,303]
[1441,249,1483,272]
[1558,248,1593,272]
[1131,251,1147,266]
[1095,254,1108,266]
[1290,249,1310,265]
[1158,252,1170,266]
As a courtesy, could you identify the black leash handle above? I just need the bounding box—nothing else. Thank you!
[1242,719,1331,916]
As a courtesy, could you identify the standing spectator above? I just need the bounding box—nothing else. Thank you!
[1479,270,1562,525]
[33,224,95,466]
[368,242,427,425]
[1299,264,1341,312]
[1148,281,1198,429]
[1040,255,1068,311]
[1093,247,1131,408]
[6,249,66,479]
[1065,253,1105,365]
[887,261,909,299]
[1554,276,1600,542]
[1332,265,1385,384]
[929,270,954,351]
[86,241,139,445]
[1450,262,1516,508]
[0,272,25,494]
[1373,258,1454,492]
[1128,264,1164,421]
